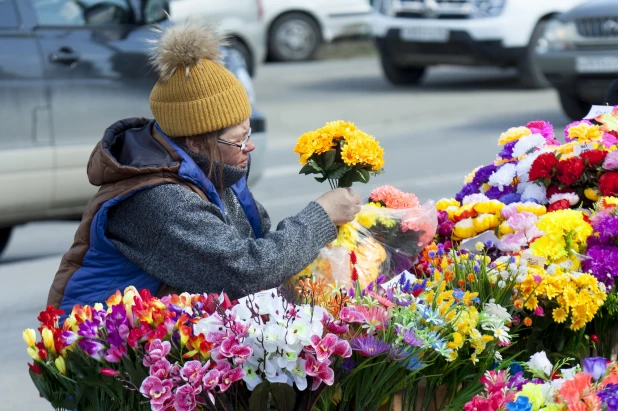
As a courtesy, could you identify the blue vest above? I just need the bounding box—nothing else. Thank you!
[59,123,261,314]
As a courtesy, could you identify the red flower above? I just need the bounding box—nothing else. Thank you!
[581,150,607,168]
[546,185,574,198]
[350,251,357,265]
[28,362,43,376]
[204,293,234,315]
[591,334,599,344]
[100,368,119,377]
[37,306,65,330]
[556,157,585,186]
[600,172,618,196]
[548,199,571,212]
[351,267,359,282]
[529,152,558,181]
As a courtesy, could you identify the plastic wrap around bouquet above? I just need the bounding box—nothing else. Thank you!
[300,185,438,290]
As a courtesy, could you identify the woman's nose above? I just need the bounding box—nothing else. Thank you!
[243,140,256,153]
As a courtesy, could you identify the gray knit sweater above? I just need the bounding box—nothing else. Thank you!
[106,151,337,300]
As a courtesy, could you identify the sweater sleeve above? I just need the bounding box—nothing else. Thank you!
[106,184,336,299]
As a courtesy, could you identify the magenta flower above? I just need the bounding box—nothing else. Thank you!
[173,384,201,411]
[218,367,244,392]
[350,335,390,357]
[144,339,171,367]
[180,360,208,386]
[150,359,172,379]
[603,151,618,170]
[139,376,174,409]
[339,307,365,323]
[104,345,127,363]
[534,306,544,317]
[480,370,509,394]
[304,354,335,391]
[325,320,349,335]
[310,334,352,362]
[219,336,253,365]
[78,338,106,360]
[201,368,221,391]
[77,319,99,339]
[61,330,78,346]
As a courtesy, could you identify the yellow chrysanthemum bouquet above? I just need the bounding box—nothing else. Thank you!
[294,120,384,188]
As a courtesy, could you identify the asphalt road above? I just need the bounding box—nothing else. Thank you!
[0,57,572,409]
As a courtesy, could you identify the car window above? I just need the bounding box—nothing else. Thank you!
[0,0,20,28]
[30,0,134,26]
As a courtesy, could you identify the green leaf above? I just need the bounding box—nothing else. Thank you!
[322,150,336,170]
[308,159,323,173]
[356,168,370,184]
[249,381,271,410]
[315,176,327,183]
[299,163,317,175]
[326,164,349,180]
[270,383,296,410]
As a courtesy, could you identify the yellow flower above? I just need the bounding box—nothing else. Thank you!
[567,122,603,143]
[499,222,515,235]
[453,218,477,239]
[552,307,567,323]
[340,130,385,171]
[570,319,587,331]
[517,203,547,216]
[42,328,55,352]
[524,295,538,311]
[23,329,36,347]
[473,214,500,233]
[27,347,41,362]
[514,299,524,309]
[470,353,479,364]
[447,332,464,350]
[437,198,460,211]
[474,200,504,215]
[499,126,532,145]
[55,356,66,375]
[475,242,485,252]
[585,188,600,201]
[294,120,356,164]
[332,223,359,250]
[563,286,578,308]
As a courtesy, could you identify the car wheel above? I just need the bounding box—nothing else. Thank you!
[269,13,321,62]
[518,20,550,89]
[559,91,591,121]
[380,50,426,86]
[0,226,13,257]
[227,39,254,77]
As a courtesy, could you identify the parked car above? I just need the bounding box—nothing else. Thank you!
[372,0,587,88]
[0,0,267,256]
[169,0,266,77]
[263,0,372,62]
[535,0,618,121]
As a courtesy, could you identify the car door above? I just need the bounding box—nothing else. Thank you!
[29,0,164,210]
[0,0,53,227]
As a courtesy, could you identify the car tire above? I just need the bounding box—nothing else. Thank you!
[518,20,550,89]
[380,50,426,86]
[0,226,13,257]
[227,39,254,77]
[559,91,591,121]
[268,13,321,62]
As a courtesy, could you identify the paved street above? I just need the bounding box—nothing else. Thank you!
[0,57,572,409]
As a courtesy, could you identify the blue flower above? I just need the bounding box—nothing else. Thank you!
[506,396,532,411]
[583,356,608,381]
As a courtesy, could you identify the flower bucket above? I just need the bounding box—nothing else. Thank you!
[379,381,449,411]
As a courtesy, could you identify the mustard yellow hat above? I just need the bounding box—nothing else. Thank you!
[149,19,251,138]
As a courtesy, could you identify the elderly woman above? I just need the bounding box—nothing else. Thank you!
[47,21,361,313]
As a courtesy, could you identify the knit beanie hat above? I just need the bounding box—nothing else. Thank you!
[149,19,251,138]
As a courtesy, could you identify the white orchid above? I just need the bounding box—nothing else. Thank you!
[526,351,553,377]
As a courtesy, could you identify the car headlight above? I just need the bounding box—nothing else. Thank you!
[375,0,395,17]
[470,0,506,18]
[537,19,578,53]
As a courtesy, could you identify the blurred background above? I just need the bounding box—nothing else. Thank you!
[1,0,617,408]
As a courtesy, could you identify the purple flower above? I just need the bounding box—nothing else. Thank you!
[598,383,618,411]
[77,319,99,339]
[388,346,409,362]
[341,358,356,373]
[139,376,174,409]
[78,338,106,360]
[486,185,515,200]
[61,330,78,346]
[104,345,127,363]
[397,326,423,347]
[438,220,455,237]
[498,143,517,160]
[144,339,171,367]
[174,384,200,411]
[350,335,390,357]
[473,164,499,184]
[456,182,481,203]
[499,193,522,205]
[105,304,130,348]
[582,245,618,289]
[507,371,527,390]
[583,356,608,381]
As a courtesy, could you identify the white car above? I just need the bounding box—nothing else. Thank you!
[263,0,372,61]
[169,0,267,76]
[372,0,588,88]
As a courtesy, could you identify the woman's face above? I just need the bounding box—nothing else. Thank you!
[217,119,255,168]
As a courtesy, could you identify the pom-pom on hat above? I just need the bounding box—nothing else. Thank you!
[149,18,251,137]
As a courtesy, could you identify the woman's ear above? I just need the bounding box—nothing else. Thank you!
[185,137,201,154]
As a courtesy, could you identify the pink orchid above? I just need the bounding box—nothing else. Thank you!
[201,369,221,391]
[339,307,365,323]
[219,336,253,364]
[214,361,232,373]
[325,320,349,335]
[139,376,174,409]
[310,334,352,362]
[180,360,208,386]
[218,367,245,392]
[603,151,618,171]
[304,354,335,391]
[144,339,171,367]
[150,359,173,379]
[173,384,201,411]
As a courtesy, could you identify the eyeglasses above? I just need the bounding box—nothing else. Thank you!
[217,128,252,151]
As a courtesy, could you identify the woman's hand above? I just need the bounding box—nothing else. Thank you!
[315,188,362,226]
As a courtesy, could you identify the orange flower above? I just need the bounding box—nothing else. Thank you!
[559,373,593,406]
[467,274,476,283]
[523,317,532,326]
[458,279,466,288]
[514,300,524,309]
[444,269,455,282]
